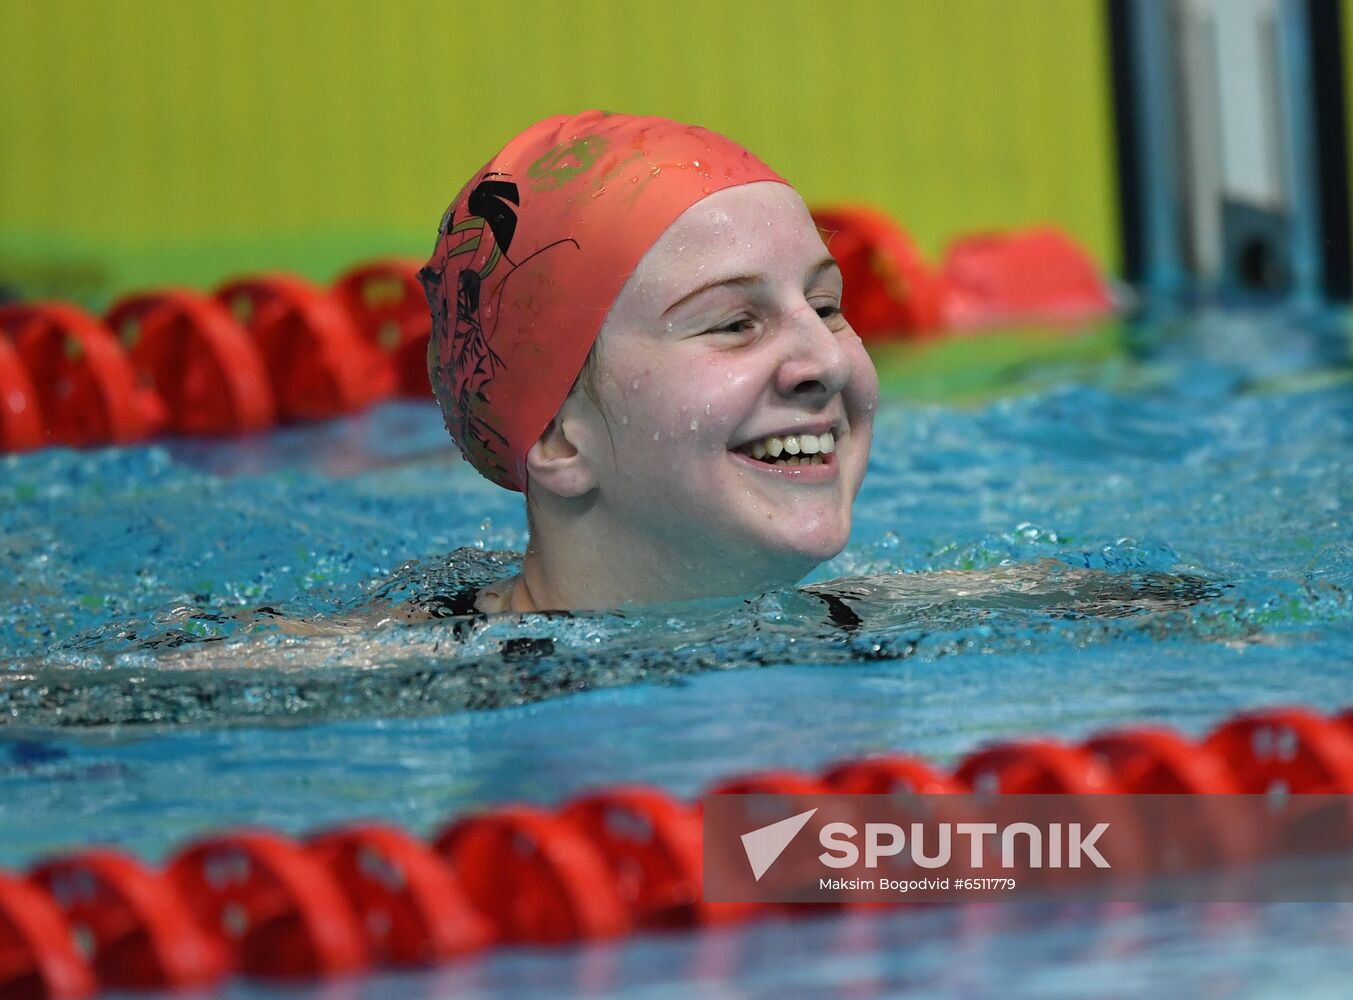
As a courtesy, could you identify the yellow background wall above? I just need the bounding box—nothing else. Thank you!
[0,0,1119,306]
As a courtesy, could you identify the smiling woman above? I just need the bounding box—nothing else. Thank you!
[418,111,878,612]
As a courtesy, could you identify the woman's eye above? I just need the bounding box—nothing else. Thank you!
[707,317,754,335]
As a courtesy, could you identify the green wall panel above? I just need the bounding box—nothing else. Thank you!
[0,0,1120,304]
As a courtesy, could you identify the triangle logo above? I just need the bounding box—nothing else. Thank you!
[740,808,818,881]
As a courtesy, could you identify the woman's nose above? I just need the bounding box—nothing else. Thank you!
[773,306,853,401]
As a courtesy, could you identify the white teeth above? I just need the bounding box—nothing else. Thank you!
[736,429,838,464]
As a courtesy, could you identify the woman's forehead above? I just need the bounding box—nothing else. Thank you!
[656,182,811,246]
[636,184,826,288]
[595,182,828,337]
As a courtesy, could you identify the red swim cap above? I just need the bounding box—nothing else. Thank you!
[419,110,787,492]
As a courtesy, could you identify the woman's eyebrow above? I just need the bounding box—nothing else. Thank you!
[808,256,842,282]
[662,274,760,317]
[661,257,843,318]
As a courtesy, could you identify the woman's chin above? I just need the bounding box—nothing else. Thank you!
[760,529,851,579]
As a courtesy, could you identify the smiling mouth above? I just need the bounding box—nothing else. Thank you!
[732,430,836,468]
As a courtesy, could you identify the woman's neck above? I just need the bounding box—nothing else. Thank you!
[514,517,810,611]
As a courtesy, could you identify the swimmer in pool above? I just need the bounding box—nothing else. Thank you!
[379,107,1218,635]
[417,111,878,613]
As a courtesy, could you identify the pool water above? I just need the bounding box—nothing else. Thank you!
[2,309,1352,997]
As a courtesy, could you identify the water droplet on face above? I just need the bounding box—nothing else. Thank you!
[689,418,699,431]
[704,403,711,414]
[653,430,661,441]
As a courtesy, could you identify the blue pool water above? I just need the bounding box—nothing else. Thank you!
[2,309,1352,997]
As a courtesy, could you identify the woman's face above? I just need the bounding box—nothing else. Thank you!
[557,181,879,596]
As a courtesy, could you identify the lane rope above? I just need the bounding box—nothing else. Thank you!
[3,704,1351,998]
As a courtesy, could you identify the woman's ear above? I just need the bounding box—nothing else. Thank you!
[524,410,598,499]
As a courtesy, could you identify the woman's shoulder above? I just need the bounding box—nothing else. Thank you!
[804,559,1221,620]
[337,547,522,625]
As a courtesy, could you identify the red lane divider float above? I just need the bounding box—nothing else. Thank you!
[0,336,44,452]
[559,787,739,928]
[434,806,629,944]
[307,824,491,966]
[216,275,394,422]
[0,303,162,446]
[1205,710,1353,858]
[166,831,370,980]
[0,871,95,1000]
[29,851,226,993]
[331,259,434,398]
[1202,708,1353,793]
[937,227,1114,331]
[104,290,276,436]
[5,703,1352,1000]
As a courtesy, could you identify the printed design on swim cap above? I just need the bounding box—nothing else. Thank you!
[419,174,579,484]
[527,134,610,191]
